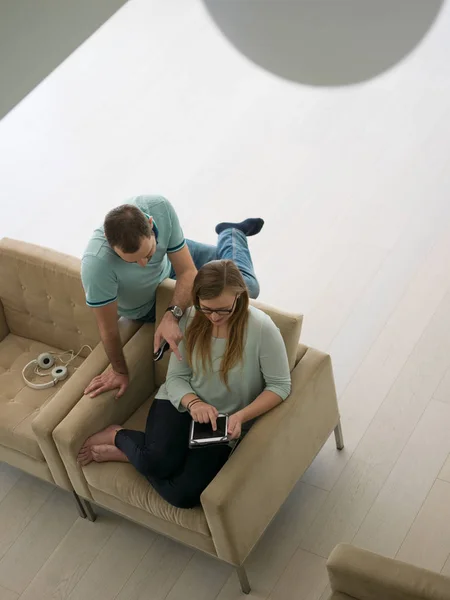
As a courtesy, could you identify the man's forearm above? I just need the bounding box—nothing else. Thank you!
[170,269,197,311]
[99,327,128,375]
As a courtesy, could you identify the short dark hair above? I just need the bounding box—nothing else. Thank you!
[104,204,152,253]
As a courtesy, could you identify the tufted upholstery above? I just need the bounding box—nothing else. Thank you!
[0,335,83,460]
[0,238,127,493]
[0,238,99,357]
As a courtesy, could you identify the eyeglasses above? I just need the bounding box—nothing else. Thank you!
[195,295,239,316]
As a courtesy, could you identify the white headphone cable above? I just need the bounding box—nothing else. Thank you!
[33,345,93,376]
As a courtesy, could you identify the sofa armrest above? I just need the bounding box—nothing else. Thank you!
[201,347,340,566]
[0,299,9,343]
[32,316,142,490]
[327,544,450,600]
[53,323,156,499]
[117,315,142,343]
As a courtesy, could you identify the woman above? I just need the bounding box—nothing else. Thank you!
[78,260,291,508]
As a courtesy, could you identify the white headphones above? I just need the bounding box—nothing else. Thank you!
[22,353,68,390]
[22,346,92,391]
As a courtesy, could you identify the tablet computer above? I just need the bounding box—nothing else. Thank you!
[189,414,229,447]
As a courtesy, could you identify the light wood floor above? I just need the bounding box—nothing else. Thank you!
[1,0,450,598]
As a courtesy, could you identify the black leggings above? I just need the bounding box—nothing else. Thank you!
[114,399,231,509]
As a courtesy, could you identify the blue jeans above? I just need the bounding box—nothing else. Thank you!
[171,228,260,299]
[139,228,260,322]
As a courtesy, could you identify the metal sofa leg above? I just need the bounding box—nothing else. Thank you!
[334,420,344,451]
[236,566,251,594]
[73,492,87,518]
[83,499,97,522]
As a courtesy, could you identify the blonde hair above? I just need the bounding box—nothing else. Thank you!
[185,260,249,386]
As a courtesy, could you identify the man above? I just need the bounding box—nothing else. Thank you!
[81,195,264,399]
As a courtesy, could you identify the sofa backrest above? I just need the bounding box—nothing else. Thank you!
[0,238,99,356]
[154,279,303,387]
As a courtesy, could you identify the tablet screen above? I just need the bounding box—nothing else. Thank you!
[192,416,227,440]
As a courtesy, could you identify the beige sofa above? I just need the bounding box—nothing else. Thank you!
[54,279,344,593]
[327,544,450,600]
[0,238,139,516]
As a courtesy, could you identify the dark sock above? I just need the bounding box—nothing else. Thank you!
[215,218,264,237]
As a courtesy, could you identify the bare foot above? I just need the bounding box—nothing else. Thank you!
[77,445,93,466]
[91,444,129,463]
[83,424,122,448]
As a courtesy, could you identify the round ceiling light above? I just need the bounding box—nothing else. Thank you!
[202,0,445,86]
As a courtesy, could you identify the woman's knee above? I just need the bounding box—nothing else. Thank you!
[138,449,175,479]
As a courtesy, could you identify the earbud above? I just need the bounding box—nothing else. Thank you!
[37,353,54,369]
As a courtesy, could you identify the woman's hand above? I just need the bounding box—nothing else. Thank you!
[227,413,243,440]
[190,401,219,430]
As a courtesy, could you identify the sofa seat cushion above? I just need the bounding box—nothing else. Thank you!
[0,334,83,460]
[83,462,210,537]
[83,395,211,538]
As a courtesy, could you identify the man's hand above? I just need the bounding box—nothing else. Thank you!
[227,413,243,440]
[154,312,183,360]
[84,370,129,399]
[190,401,219,431]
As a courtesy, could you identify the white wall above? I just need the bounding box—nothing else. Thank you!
[0,0,127,120]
